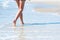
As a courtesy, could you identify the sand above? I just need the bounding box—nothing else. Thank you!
[28,1,60,6]
[33,8,60,13]
[31,1,60,13]
[28,1,60,13]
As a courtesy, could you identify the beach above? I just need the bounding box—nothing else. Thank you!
[0,0,60,40]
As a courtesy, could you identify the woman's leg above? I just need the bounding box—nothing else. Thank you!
[19,1,25,24]
[13,0,25,26]
[13,0,20,26]
[15,0,19,8]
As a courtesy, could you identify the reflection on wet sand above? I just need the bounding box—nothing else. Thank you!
[13,25,25,40]
[0,23,60,40]
[19,26,25,40]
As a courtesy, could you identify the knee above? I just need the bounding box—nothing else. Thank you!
[18,9,23,12]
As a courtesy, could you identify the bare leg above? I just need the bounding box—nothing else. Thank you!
[13,0,25,26]
[13,0,19,26]
[19,1,25,24]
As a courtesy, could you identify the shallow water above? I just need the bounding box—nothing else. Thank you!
[0,1,60,40]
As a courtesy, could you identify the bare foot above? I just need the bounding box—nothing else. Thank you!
[21,22,24,25]
[22,22,24,25]
[13,20,16,26]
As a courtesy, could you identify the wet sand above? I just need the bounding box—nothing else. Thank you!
[0,23,60,40]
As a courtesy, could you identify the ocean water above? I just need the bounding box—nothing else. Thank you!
[0,0,60,40]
